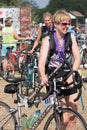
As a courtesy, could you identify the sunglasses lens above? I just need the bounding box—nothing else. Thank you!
[61,23,71,26]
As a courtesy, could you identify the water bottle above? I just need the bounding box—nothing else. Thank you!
[21,114,28,130]
[27,109,41,129]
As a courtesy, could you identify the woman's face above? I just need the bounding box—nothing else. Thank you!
[55,20,71,34]
[44,16,52,27]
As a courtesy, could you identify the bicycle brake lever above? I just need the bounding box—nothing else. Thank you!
[74,88,82,102]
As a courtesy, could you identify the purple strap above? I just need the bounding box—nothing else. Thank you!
[54,32,65,62]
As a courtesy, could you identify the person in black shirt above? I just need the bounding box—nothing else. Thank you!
[29,12,54,53]
[38,10,80,130]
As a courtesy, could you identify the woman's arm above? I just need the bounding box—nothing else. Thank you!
[13,29,29,41]
[29,27,42,53]
[71,33,81,71]
[38,36,50,86]
[67,33,81,85]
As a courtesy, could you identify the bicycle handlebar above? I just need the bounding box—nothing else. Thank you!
[82,77,87,83]
[43,53,82,102]
[4,51,83,105]
[28,52,83,104]
[60,52,83,100]
[0,37,36,45]
[28,63,63,102]
[28,55,71,102]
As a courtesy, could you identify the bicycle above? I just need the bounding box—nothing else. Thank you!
[17,49,40,95]
[78,38,87,69]
[0,54,87,130]
[0,39,34,78]
[0,43,22,78]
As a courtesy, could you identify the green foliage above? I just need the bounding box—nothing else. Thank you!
[46,0,87,15]
[33,0,87,22]
[0,0,87,23]
[0,0,19,6]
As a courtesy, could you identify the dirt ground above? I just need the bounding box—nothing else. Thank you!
[0,67,87,129]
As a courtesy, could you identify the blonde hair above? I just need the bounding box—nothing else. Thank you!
[43,12,53,21]
[5,17,13,26]
[53,10,71,24]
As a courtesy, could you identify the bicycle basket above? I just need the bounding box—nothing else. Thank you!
[4,83,18,94]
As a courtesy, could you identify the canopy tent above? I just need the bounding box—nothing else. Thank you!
[68,13,76,19]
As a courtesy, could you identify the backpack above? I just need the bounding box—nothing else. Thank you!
[41,25,55,38]
[45,32,74,72]
[48,32,72,59]
[64,32,72,53]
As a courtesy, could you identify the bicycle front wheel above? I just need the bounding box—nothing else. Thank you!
[0,101,17,130]
[44,107,87,130]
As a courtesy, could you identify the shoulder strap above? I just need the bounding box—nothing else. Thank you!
[65,32,72,53]
[42,25,55,38]
[49,32,72,54]
[46,32,56,63]
[41,25,47,33]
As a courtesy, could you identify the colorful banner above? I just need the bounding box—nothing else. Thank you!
[20,8,31,36]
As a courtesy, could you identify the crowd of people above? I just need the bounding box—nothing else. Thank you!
[0,9,82,130]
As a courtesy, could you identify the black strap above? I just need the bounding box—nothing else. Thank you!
[65,32,72,53]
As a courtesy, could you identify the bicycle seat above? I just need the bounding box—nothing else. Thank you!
[5,77,26,83]
[4,83,18,94]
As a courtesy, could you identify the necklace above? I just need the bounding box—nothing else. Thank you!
[58,39,63,48]
[54,32,65,62]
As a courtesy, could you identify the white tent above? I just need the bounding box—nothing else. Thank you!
[68,13,76,19]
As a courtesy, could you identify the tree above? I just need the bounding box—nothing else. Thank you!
[0,0,19,6]
[0,0,87,23]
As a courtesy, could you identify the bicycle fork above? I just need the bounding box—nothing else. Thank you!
[53,78,66,130]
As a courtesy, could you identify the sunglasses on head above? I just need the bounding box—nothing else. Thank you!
[61,22,71,26]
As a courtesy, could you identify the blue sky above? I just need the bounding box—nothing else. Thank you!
[33,0,50,8]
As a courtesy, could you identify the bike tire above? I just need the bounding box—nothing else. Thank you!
[0,101,17,130]
[44,107,87,130]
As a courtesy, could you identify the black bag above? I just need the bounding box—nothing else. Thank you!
[4,84,18,94]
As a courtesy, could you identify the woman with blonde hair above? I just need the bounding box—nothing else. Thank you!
[29,12,54,53]
[38,9,80,130]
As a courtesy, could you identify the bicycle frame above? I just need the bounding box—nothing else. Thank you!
[1,60,85,130]
[0,95,54,130]
[18,77,61,130]
[24,52,39,89]
[30,78,60,130]
[0,77,59,130]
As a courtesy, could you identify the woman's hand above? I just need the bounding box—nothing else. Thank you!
[41,75,49,86]
[67,75,73,88]
[28,48,34,54]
